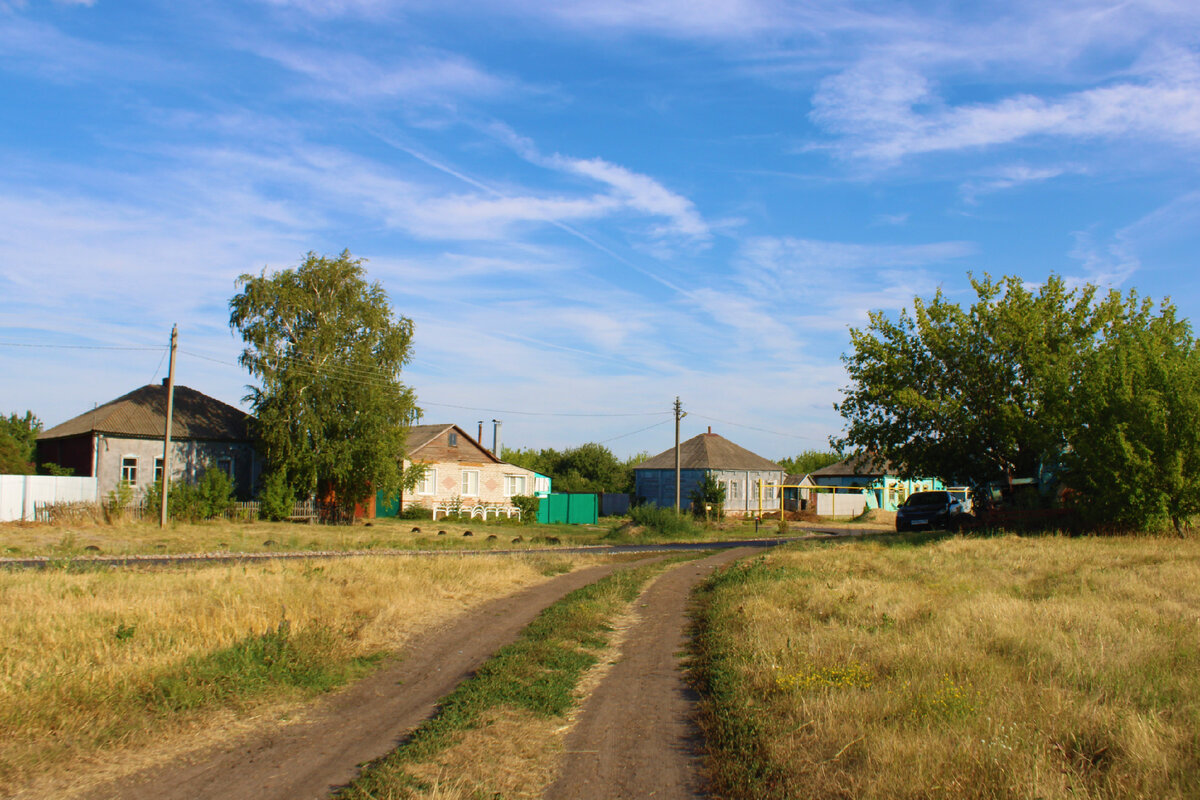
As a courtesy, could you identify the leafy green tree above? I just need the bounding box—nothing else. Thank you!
[230,250,419,519]
[502,443,635,493]
[0,411,41,474]
[1065,297,1200,535]
[836,274,1111,491]
[197,467,235,519]
[257,470,297,521]
[777,450,841,476]
[688,472,726,518]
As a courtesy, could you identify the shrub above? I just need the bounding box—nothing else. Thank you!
[689,473,726,519]
[197,467,235,519]
[511,494,540,521]
[103,481,134,523]
[397,504,432,520]
[628,503,696,537]
[258,470,296,522]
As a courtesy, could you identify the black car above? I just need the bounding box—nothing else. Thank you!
[895,490,967,531]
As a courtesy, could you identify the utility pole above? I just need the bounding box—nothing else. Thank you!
[160,325,177,529]
[674,396,686,512]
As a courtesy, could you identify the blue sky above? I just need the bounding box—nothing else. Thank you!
[3,0,1199,461]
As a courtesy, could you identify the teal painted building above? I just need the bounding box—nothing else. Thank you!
[807,454,948,512]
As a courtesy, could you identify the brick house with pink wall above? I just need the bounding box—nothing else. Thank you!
[400,424,546,513]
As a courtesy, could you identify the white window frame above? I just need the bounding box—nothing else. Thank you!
[728,480,740,500]
[416,467,437,496]
[504,474,527,497]
[535,476,550,493]
[121,456,138,485]
[154,457,164,483]
[461,469,480,497]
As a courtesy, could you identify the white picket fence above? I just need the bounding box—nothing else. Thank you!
[0,475,98,522]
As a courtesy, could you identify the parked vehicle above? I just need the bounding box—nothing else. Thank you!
[895,490,967,532]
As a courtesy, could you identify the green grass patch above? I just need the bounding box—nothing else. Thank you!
[336,556,694,798]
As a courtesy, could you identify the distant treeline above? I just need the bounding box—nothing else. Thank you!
[502,443,648,494]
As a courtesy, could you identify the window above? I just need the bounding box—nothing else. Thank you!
[535,476,550,493]
[727,480,740,500]
[448,432,458,447]
[121,457,138,485]
[216,458,233,480]
[416,468,437,495]
[461,469,479,496]
[504,474,527,496]
[154,457,164,483]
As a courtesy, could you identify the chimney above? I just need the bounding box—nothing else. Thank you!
[162,377,170,387]
[707,426,712,435]
[477,420,483,443]
[492,419,503,457]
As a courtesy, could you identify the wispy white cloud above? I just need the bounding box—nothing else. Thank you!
[811,50,1200,161]
[960,163,1085,202]
[252,44,514,103]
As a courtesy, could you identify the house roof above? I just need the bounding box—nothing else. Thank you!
[38,383,251,442]
[634,432,783,472]
[406,423,503,463]
[807,453,895,478]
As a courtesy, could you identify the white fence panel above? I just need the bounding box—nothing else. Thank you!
[815,491,867,518]
[0,475,98,522]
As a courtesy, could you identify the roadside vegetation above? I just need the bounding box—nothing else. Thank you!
[690,533,1200,799]
[336,554,692,799]
[0,553,592,791]
[0,509,873,560]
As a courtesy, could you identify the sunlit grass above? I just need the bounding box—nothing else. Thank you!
[690,533,1200,799]
[0,553,591,788]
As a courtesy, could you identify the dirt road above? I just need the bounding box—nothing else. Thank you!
[545,547,754,800]
[80,557,660,800]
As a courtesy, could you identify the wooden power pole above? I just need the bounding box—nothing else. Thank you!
[674,396,685,512]
[160,325,177,528]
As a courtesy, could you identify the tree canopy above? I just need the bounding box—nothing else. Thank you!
[777,450,841,476]
[836,274,1106,488]
[0,411,41,475]
[502,444,644,493]
[836,274,1200,533]
[229,250,418,517]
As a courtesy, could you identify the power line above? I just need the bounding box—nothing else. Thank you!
[598,418,671,444]
[0,341,165,351]
[179,350,671,419]
[690,413,824,442]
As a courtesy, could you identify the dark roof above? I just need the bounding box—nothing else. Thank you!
[406,423,502,463]
[634,432,783,472]
[808,453,895,478]
[38,384,251,441]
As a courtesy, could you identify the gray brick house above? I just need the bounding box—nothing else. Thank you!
[36,381,261,500]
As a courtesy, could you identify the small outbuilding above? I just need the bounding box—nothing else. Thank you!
[633,429,785,515]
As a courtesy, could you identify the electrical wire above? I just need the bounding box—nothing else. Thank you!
[597,418,672,444]
[179,349,672,419]
[689,413,823,442]
[0,341,166,351]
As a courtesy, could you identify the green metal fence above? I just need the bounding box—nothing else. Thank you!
[536,493,598,524]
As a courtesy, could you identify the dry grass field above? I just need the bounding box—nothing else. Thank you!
[691,533,1200,800]
[0,513,876,560]
[0,552,589,791]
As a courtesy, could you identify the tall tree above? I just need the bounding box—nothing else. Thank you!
[230,250,418,518]
[0,411,42,474]
[501,443,639,493]
[835,274,1111,490]
[1065,296,1200,535]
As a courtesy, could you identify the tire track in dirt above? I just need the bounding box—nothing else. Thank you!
[545,547,755,800]
[77,556,666,800]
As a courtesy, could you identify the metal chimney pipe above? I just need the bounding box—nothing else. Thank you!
[492,419,502,458]
[477,421,483,443]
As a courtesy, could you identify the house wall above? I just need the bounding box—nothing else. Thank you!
[402,460,540,509]
[92,435,259,499]
[634,468,785,515]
